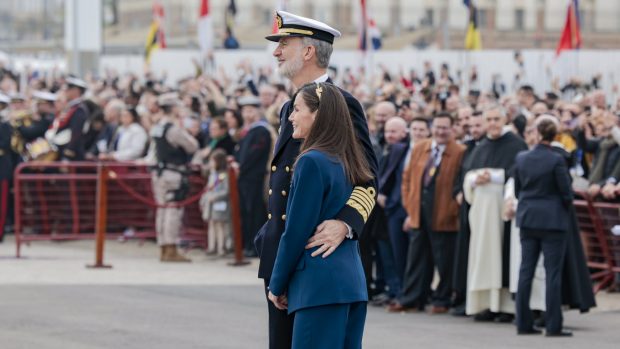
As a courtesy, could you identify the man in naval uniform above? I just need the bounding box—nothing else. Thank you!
[0,98,12,241]
[53,77,90,161]
[234,95,273,257]
[255,10,378,349]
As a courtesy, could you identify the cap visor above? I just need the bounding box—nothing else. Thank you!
[265,33,304,42]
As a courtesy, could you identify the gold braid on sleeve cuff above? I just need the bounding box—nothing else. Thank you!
[346,186,376,222]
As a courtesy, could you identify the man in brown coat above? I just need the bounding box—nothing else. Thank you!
[387,112,465,314]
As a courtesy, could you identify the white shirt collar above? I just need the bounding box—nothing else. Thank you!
[431,140,446,153]
[313,73,329,83]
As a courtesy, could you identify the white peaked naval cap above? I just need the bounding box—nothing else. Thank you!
[266,10,341,44]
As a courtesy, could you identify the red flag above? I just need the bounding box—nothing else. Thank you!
[271,0,288,34]
[556,0,581,56]
[198,0,213,54]
[153,2,166,49]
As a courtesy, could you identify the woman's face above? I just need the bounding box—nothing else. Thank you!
[224,111,238,129]
[289,92,316,139]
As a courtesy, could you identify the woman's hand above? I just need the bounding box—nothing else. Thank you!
[268,291,288,311]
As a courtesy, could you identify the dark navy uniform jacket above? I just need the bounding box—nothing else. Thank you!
[514,144,574,232]
[0,121,12,180]
[255,82,378,280]
[268,150,367,313]
[57,102,88,161]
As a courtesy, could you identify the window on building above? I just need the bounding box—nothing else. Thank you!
[515,9,525,31]
[421,8,433,27]
[478,8,487,28]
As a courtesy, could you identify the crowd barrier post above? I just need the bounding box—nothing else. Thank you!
[227,164,250,266]
[88,163,112,269]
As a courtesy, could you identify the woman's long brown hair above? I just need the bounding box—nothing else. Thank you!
[293,82,373,185]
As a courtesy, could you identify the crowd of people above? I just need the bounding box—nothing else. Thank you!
[0,32,619,334]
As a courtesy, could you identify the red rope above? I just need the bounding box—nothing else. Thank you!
[110,170,210,208]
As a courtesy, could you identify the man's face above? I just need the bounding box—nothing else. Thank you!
[241,105,259,124]
[259,87,277,108]
[432,117,453,145]
[209,122,226,139]
[65,86,80,101]
[410,120,430,143]
[374,103,396,129]
[524,124,538,148]
[383,119,407,145]
[485,109,506,139]
[469,116,487,141]
[36,101,54,115]
[531,102,548,117]
[272,37,305,80]
[457,108,472,135]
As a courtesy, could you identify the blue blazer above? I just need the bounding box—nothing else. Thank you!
[514,144,574,232]
[378,142,409,214]
[268,150,368,314]
[254,80,378,280]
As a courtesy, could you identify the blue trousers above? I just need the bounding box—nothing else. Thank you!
[292,302,367,349]
[516,230,567,334]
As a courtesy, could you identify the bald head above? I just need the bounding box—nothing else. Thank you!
[384,116,408,145]
[374,101,397,128]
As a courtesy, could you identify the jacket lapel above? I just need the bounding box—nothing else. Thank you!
[272,101,294,161]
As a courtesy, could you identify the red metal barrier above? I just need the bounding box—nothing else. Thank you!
[574,191,620,292]
[13,162,209,258]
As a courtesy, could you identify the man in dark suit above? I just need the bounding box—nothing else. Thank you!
[452,110,486,315]
[235,95,273,258]
[514,119,573,337]
[388,112,465,314]
[377,116,410,299]
[256,10,378,349]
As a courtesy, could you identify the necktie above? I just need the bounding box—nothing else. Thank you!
[423,146,439,187]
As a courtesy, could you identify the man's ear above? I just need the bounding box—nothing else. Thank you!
[303,45,315,63]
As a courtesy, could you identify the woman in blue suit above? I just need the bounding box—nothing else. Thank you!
[268,82,373,348]
[514,118,574,337]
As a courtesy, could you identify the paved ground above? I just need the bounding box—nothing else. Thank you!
[1,237,619,348]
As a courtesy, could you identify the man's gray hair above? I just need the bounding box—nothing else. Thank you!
[302,37,333,69]
[482,103,507,118]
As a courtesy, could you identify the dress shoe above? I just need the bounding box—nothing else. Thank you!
[546,330,573,337]
[473,310,496,322]
[517,328,542,335]
[386,302,419,313]
[450,305,468,317]
[428,306,449,314]
[495,313,515,323]
[370,293,392,307]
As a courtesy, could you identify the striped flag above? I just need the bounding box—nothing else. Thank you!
[463,0,482,50]
[198,0,214,55]
[144,1,167,63]
[556,0,582,56]
[368,19,382,50]
[358,1,380,51]
[358,0,368,51]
